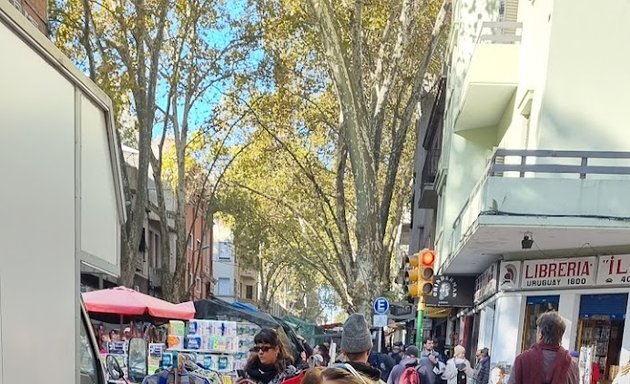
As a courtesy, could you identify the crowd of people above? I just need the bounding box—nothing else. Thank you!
[236,311,580,384]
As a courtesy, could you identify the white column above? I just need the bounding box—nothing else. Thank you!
[491,295,524,368]
[477,309,487,351]
[482,305,496,351]
[558,293,580,351]
[620,297,630,365]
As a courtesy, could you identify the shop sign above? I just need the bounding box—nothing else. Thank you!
[596,254,630,285]
[474,262,499,304]
[498,261,521,291]
[520,257,597,289]
[425,276,475,307]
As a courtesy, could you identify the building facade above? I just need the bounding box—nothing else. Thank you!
[423,0,630,379]
[186,204,213,301]
[212,220,237,302]
[8,0,47,35]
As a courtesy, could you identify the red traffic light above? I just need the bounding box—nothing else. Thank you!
[420,249,436,266]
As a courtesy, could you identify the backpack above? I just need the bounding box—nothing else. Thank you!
[400,366,421,384]
[456,368,467,384]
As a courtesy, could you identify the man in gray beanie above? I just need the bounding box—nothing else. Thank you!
[341,313,383,382]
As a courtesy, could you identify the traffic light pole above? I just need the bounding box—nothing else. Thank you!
[415,297,425,349]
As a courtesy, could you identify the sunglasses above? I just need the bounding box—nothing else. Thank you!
[250,345,275,353]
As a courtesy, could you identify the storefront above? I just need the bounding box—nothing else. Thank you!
[577,293,628,383]
[470,255,630,383]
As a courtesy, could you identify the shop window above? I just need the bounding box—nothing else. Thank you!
[577,294,628,383]
[521,295,560,351]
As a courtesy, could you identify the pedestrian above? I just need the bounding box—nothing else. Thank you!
[474,348,490,384]
[387,346,419,384]
[390,343,404,365]
[369,352,396,382]
[421,338,438,359]
[240,328,298,384]
[473,350,482,378]
[433,339,446,363]
[309,355,326,368]
[302,368,325,384]
[418,353,440,384]
[508,311,578,384]
[489,366,506,384]
[321,366,378,384]
[443,345,474,384]
[340,314,383,383]
[314,344,331,366]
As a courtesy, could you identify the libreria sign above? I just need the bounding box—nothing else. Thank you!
[521,257,597,288]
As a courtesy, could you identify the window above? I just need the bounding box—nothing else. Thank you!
[522,295,559,352]
[246,285,254,300]
[80,313,103,384]
[218,278,231,296]
[218,241,233,261]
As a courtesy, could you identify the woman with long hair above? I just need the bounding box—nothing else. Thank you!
[240,328,297,384]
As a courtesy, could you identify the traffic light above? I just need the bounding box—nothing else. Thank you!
[403,249,436,299]
[418,248,436,296]
[404,253,421,298]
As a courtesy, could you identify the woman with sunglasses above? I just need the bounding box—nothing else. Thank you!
[240,328,298,384]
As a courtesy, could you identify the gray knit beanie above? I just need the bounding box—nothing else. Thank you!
[341,313,373,354]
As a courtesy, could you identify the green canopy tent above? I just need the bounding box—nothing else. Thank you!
[281,315,323,346]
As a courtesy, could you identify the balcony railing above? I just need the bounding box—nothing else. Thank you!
[422,149,441,187]
[477,21,523,44]
[450,149,630,257]
[489,149,630,178]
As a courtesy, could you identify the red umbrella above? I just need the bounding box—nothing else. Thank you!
[82,286,195,320]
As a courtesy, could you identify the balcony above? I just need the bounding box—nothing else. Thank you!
[454,22,522,132]
[418,78,445,209]
[442,149,630,274]
[418,149,440,208]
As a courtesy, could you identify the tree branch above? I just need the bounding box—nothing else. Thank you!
[379,0,450,238]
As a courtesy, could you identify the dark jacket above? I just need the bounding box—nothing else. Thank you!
[418,357,438,384]
[388,357,418,384]
[475,356,490,384]
[370,353,396,382]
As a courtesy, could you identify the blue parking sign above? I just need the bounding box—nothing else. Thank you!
[373,297,390,314]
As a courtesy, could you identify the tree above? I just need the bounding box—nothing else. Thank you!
[50,0,258,300]
[222,0,451,313]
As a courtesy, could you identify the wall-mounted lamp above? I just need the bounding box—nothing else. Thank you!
[522,232,534,249]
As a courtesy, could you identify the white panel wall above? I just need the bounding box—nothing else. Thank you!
[557,293,580,351]
[0,21,77,384]
[538,0,630,151]
[478,305,495,351]
[81,95,119,267]
[491,295,523,368]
